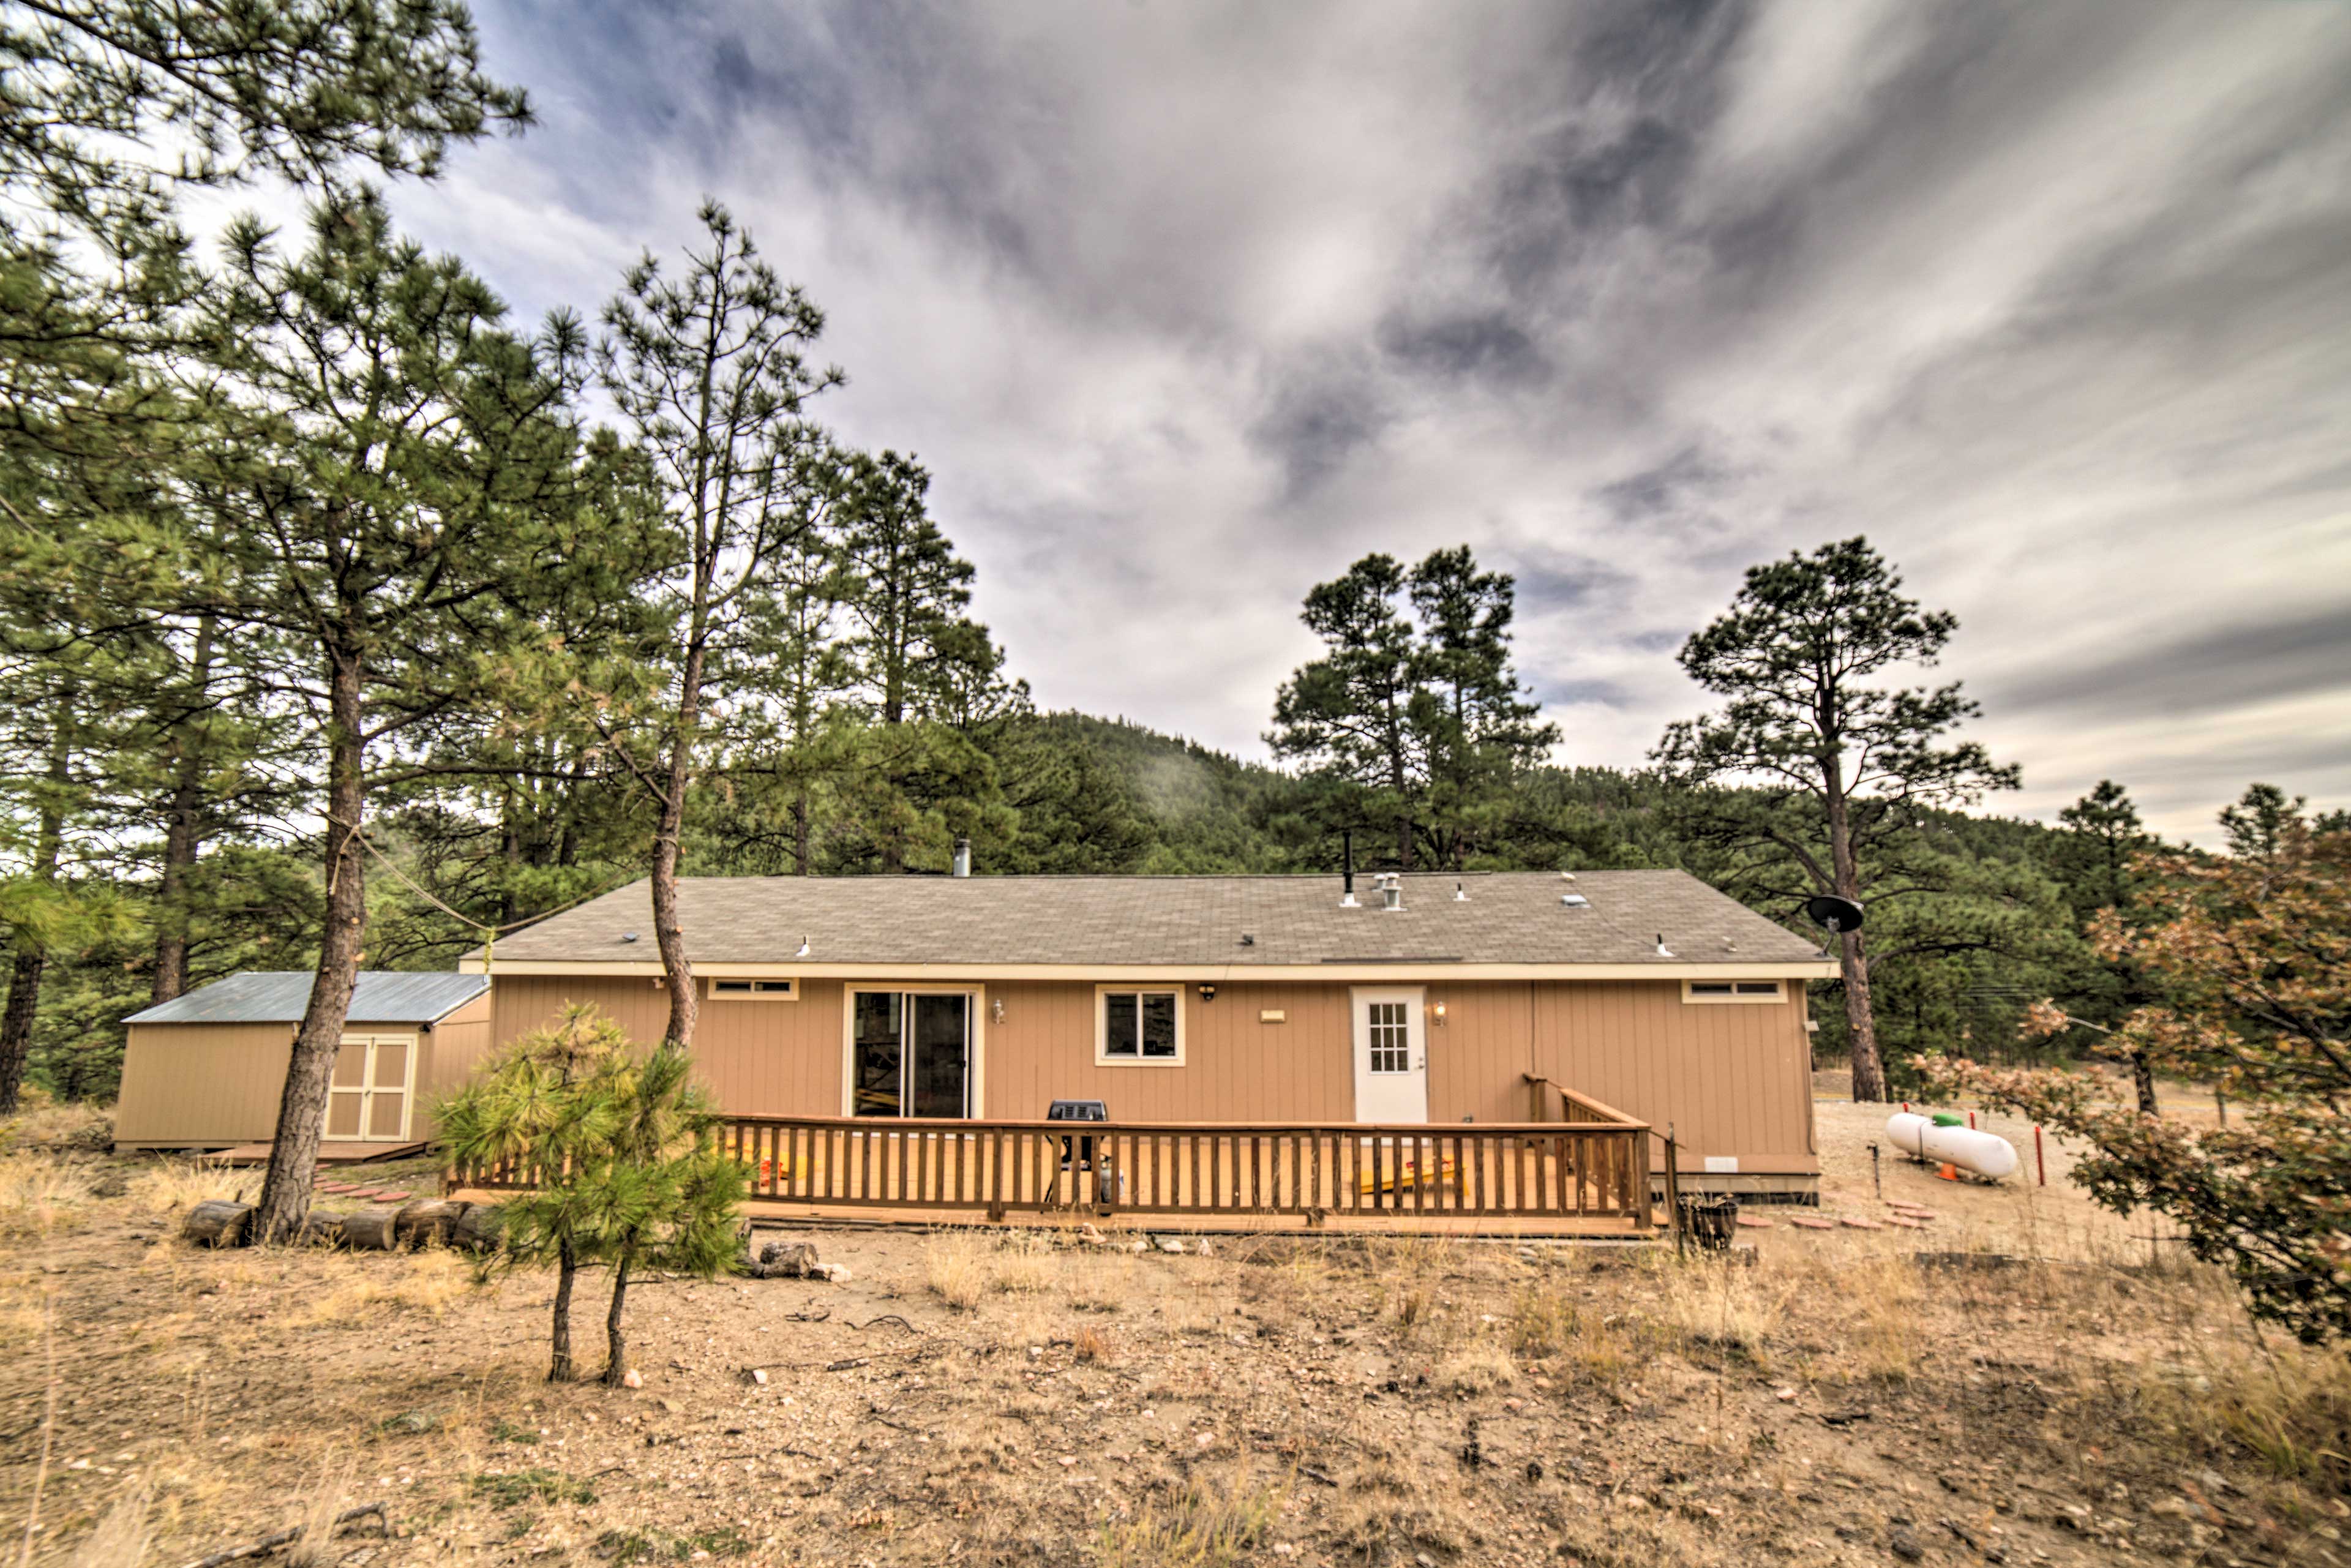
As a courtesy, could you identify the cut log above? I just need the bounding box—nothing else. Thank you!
[183,1201,253,1248]
[298,1211,345,1248]
[451,1202,504,1253]
[392,1199,463,1248]
[340,1206,400,1250]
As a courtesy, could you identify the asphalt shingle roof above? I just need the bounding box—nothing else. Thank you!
[479,872,1826,968]
[124,970,491,1026]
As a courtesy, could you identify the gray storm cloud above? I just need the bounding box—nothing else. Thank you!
[359,0,2350,843]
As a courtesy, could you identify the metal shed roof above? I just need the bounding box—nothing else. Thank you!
[123,970,491,1027]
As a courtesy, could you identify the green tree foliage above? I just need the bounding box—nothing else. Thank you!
[1,0,528,236]
[438,1003,744,1385]
[587,200,840,1049]
[436,1004,629,1381]
[1937,805,2351,1344]
[186,190,605,1240]
[1268,547,1555,872]
[1652,537,2020,1102]
[2049,780,2161,1110]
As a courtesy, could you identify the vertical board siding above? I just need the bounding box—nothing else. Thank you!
[487,976,846,1117]
[1530,980,1816,1173]
[982,981,1354,1123]
[414,992,497,1137]
[115,1022,296,1145]
[483,973,1813,1174]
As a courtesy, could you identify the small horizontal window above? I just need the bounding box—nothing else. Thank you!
[1682,979,1785,1004]
[1098,988,1183,1064]
[709,978,798,1001]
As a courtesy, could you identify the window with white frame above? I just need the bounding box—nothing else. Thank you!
[709,977,798,1001]
[1682,979,1786,1003]
[1097,987,1182,1064]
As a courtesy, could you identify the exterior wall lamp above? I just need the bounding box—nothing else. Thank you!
[1431,999,1448,1025]
[1198,984,1217,1003]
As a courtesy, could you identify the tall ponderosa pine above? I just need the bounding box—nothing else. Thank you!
[188,192,594,1241]
[1269,547,1553,871]
[2055,780,2159,1112]
[591,201,840,1049]
[829,449,1018,872]
[1653,538,2019,1103]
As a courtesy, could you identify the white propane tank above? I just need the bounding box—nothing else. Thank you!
[1886,1112,2019,1181]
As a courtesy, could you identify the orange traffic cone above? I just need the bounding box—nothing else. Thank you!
[1938,1163,1959,1182]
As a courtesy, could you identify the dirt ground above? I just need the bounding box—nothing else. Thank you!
[2,1092,2346,1567]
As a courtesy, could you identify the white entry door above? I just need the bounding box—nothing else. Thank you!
[1351,988,1429,1124]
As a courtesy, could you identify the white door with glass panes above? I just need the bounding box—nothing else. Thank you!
[327,1033,415,1141]
[1351,988,1428,1123]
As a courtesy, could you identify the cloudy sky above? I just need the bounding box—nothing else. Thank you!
[350,1,2350,843]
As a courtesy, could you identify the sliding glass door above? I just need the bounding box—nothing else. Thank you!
[852,991,971,1118]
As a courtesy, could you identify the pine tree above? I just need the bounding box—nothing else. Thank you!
[1652,538,2019,1103]
[1269,547,1553,871]
[2056,780,2160,1111]
[590,201,841,1049]
[435,1005,629,1382]
[185,190,598,1242]
[828,449,1018,872]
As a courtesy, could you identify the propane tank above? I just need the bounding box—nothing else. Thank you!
[1886,1112,2019,1181]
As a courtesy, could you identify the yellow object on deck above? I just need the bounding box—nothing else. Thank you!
[1359,1155,1458,1196]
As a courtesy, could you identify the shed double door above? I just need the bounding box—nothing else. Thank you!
[327,1033,416,1141]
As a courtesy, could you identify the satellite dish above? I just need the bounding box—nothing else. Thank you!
[1805,894,1865,933]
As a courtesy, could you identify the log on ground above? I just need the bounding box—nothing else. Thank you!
[340,1207,400,1250]
[451,1202,504,1252]
[182,1201,253,1248]
[393,1199,464,1248]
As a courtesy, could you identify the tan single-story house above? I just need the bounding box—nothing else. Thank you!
[463,869,1836,1197]
[115,971,493,1152]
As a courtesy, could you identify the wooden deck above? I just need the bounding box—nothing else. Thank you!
[451,1111,1665,1240]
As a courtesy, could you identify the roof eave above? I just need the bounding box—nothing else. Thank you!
[460,958,1839,982]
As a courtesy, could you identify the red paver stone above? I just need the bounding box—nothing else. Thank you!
[1840,1217,1884,1230]
[1736,1214,1775,1229]
[1788,1216,1836,1231]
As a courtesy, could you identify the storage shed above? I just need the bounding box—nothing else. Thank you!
[115,971,493,1152]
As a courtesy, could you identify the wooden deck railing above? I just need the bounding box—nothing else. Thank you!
[451,1112,1657,1233]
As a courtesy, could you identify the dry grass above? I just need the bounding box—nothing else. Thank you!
[129,1155,255,1215]
[0,1149,97,1234]
[2135,1335,2351,1487]
[285,1457,361,1567]
[1435,1335,1515,1394]
[924,1229,992,1310]
[286,1250,469,1328]
[1,1089,113,1152]
[1093,1477,1283,1567]
[1657,1255,1796,1362]
[991,1229,1057,1294]
[925,1228,1063,1311]
[67,1472,154,1567]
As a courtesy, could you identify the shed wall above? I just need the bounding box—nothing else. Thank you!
[115,1021,296,1147]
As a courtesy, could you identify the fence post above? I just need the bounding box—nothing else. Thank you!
[1663,1123,1683,1256]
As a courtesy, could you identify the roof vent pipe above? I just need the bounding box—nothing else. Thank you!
[1381,873,1403,913]
[1453,880,1468,902]
[952,838,971,878]
[1340,830,1359,907]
